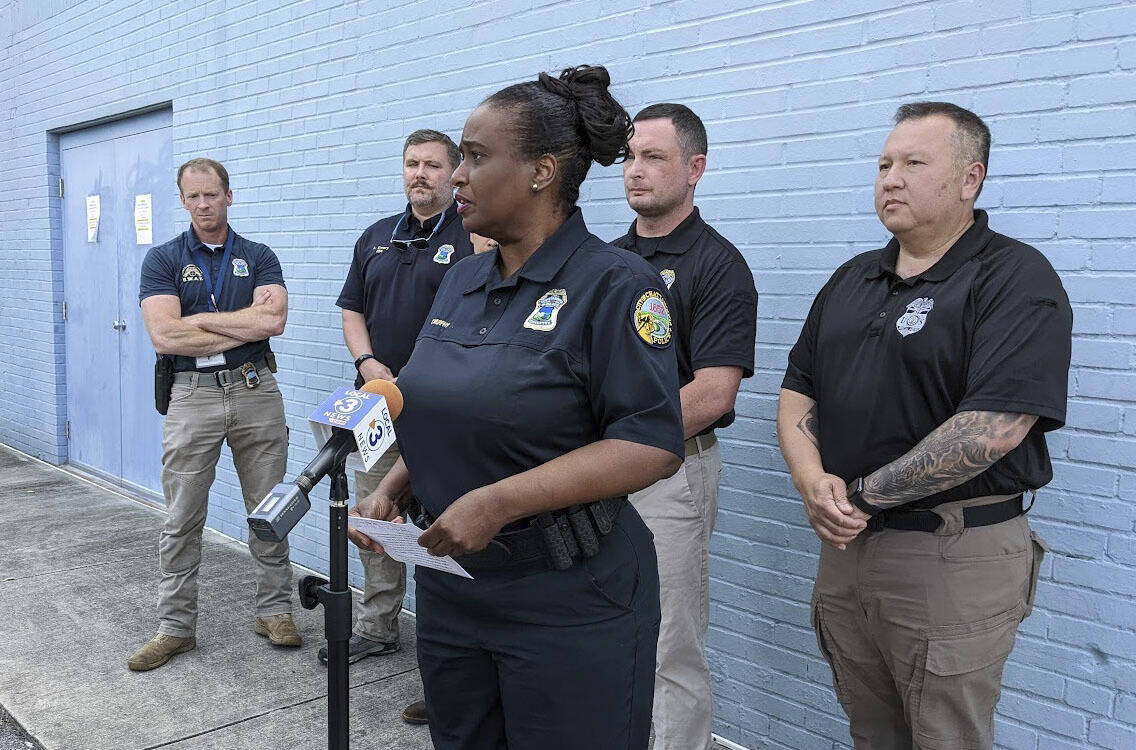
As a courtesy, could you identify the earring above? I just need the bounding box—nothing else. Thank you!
[531,183,539,192]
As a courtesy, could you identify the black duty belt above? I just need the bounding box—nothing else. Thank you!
[174,359,269,388]
[867,494,1026,533]
[412,497,626,571]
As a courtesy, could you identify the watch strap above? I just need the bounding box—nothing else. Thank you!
[353,353,376,371]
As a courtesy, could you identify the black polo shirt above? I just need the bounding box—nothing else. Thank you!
[783,210,1072,508]
[612,207,758,433]
[336,203,473,376]
[139,225,285,373]
[394,209,685,521]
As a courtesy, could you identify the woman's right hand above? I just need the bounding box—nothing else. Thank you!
[348,491,402,553]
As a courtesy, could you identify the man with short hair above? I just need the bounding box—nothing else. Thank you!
[613,103,758,750]
[778,102,1071,749]
[327,130,472,695]
[132,157,298,671]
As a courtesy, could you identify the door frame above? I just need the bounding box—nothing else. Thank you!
[49,102,173,505]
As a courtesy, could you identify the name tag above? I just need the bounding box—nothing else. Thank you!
[196,353,226,369]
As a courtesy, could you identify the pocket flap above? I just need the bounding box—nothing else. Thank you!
[925,606,1022,676]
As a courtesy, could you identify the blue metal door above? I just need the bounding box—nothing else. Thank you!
[60,109,173,498]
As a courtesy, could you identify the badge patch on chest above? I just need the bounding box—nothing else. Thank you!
[660,269,676,289]
[232,258,249,277]
[373,245,388,255]
[181,264,204,283]
[896,297,934,337]
[433,244,454,264]
[633,289,673,348]
[524,288,568,331]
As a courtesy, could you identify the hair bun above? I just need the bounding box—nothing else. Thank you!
[539,65,630,167]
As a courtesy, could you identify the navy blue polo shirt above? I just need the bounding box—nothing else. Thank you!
[613,207,758,434]
[336,203,473,376]
[394,209,685,521]
[782,210,1073,508]
[139,226,285,373]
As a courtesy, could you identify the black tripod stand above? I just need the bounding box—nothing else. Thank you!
[298,451,353,750]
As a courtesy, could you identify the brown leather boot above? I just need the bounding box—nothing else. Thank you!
[127,634,196,671]
[401,699,428,725]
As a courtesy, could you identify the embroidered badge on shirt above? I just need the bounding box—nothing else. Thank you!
[433,244,455,264]
[373,245,388,255]
[896,297,934,337]
[430,318,451,328]
[182,264,204,283]
[524,288,568,331]
[633,289,673,348]
[232,258,249,277]
[660,269,676,289]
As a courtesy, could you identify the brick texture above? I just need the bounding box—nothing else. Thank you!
[2,2,1135,748]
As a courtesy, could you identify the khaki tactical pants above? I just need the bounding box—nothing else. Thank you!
[812,496,1047,750]
[352,442,404,644]
[630,433,721,750]
[157,370,292,637]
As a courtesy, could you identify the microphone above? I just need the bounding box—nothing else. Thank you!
[296,379,403,493]
[247,379,403,542]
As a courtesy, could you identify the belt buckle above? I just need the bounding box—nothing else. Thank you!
[240,363,260,389]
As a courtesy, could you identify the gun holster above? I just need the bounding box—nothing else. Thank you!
[154,354,174,415]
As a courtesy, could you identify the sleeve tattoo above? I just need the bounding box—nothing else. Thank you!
[863,410,1035,509]
[797,405,820,450]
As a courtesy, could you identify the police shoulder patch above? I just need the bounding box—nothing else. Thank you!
[632,288,672,348]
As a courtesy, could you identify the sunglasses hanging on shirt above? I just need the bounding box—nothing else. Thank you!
[389,205,449,250]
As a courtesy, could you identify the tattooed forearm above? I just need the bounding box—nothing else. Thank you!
[797,405,820,450]
[863,411,1036,509]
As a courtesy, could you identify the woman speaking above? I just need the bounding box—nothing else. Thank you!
[350,65,684,749]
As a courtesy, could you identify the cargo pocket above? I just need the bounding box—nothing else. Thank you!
[1025,530,1048,618]
[811,597,851,706]
[913,603,1023,748]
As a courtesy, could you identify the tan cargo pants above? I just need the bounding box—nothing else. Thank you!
[630,433,721,750]
[812,495,1047,750]
[157,370,292,637]
[352,442,404,644]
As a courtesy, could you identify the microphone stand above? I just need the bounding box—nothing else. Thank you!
[298,448,354,750]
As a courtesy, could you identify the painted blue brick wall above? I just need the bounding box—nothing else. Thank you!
[3,2,1135,748]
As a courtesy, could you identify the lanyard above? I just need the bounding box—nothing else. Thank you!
[194,228,234,312]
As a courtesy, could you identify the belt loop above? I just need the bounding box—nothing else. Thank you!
[694,435,703,454]
[190,372,200,388]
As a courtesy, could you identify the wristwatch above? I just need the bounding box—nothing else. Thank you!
[847,476,883,516]
[353,353,376,372]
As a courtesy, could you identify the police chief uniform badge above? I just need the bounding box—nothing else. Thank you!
[232,258,250,277]
[524,288,568,331]
[181,264,204,283]
[433,244,455,264]
[896,297,934,337]
[660,269,676,289]
[632,289,673,347]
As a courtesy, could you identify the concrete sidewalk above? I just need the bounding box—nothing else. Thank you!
[0,445,430,750]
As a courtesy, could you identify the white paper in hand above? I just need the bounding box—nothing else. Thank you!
[348,517,473,579]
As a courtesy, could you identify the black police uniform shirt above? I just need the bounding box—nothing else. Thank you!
[336,203,473,376]
[782,210,1073,509]
[394,209,685,523]
[613,207,758,434]
[139,226,285,373]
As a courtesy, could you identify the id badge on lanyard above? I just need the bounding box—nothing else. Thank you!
[195,230,234,369]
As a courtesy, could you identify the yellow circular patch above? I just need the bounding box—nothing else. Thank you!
[632,289,673,348]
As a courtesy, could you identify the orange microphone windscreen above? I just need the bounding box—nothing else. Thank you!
[360,379,404,420]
